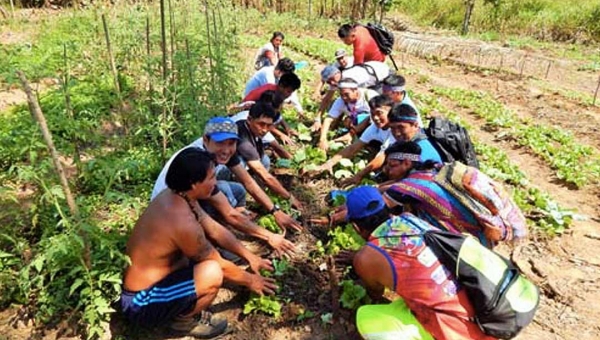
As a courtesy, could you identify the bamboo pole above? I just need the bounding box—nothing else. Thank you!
[593,74,600,106]
[101,14,122,100]
[17,71,79,217]
[62,44,81,169]
[146,15,154,113]
[160,0,169,160]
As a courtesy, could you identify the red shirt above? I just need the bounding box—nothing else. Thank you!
[243,84,278,102]
[353,25,385,64]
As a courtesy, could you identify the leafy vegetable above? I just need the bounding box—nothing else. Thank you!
[243,294,282,318]
[339,280,368,309]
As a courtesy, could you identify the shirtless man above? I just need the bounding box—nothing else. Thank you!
[121,148,276,338]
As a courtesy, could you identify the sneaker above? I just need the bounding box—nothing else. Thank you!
[170,311,230,339]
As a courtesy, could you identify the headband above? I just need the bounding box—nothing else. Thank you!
[394,115,418,122]
[338,81,358,89]
[387,152,421,162]
[383,85,405,92]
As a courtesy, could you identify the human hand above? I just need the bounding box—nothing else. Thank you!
[310,121,322,132]
[248,255,273,274]
[318,139,329,151]
[280,133,296,146]
[339,174,362,188]
[329,208,348,225]
[273,210,303,232]
[287,129,299,137]
[289,194,304,211]
[248,275,278,296]
[267,232,297,258]
[335,249,357,266]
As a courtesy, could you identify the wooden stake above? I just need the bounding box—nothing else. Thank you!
[327,256,339,317]
[519,55,526,79]
[62,44,81,169]
[101,14,122,99]
[545,60,552,79]
[593,74,600,106]
[160,0,169,159]
[146,15,154,112]
[17,71,79,217]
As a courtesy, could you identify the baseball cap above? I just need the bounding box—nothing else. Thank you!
[321,65,341,82]
[335,49,346,59]
[346,186,386,221]
[204,117,239,142]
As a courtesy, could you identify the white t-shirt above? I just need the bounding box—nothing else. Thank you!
[254,42,280,70]
[359,124,395,151]
[328,89,379,120]
[334,56,355,70]
[242,66,303,113]
[338,61,391,89]
[150,139,229,201]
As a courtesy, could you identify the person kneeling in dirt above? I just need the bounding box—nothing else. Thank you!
[310,95,395,184]
[317,78,379,151]
[220,101,305,212]
[379,141,490,246]
[152,117,299,257]
[382,73,423,127]
[238,72,302,146]
[231,90,293,161]
[122,148,277,338]
[340,186,496,340]
[243,57,303,121]
[313,61,390,132]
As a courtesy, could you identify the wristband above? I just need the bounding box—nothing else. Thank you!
[269,204,281,215]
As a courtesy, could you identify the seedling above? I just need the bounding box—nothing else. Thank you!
[243,294,282,318]
[339,280,368,309]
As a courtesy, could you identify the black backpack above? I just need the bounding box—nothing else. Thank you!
[364,22,395,55]
[422,230,540,339]
[426,117,479,168]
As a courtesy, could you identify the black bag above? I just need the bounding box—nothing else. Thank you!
[423,230,540,339]
[365,22,395,55]
[425,117,479,168]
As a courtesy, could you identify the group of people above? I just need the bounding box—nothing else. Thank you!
[120,23,527,340]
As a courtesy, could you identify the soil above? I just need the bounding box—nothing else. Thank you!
[2,10,600,340]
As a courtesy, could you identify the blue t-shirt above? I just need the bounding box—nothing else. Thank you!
[416,137,442,164]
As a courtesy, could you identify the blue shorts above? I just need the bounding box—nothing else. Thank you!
[121,265,198,327]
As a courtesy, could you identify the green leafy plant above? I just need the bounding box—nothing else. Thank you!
[339,280,368,309]
[325,224,365,255]
[243,294,282,318]
[257,215,282,233]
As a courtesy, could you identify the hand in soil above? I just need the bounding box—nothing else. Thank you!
[248,255,274,274]
[339,174,361,188]
[249,275,278,296]
[310,120,322,132]
[289,194,305,211]
[279,133,296,146]
[274,210,303,233]
[267,232,297,258]
[335,250,357,266]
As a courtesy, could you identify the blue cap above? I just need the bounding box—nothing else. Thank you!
[346,186,386,221]
[204,117,239,142]
[321,64,341,82]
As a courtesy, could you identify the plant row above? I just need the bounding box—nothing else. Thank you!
[431,86,600,188]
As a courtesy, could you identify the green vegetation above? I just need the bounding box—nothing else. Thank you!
[0,1,244,337]
[431,86,600,188]
[391,0,600,43]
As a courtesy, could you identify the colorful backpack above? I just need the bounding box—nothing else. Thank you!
[423,230,540,339]
[434,161,528,243]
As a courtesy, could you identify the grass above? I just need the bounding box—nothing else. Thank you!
[390,0,600,44]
